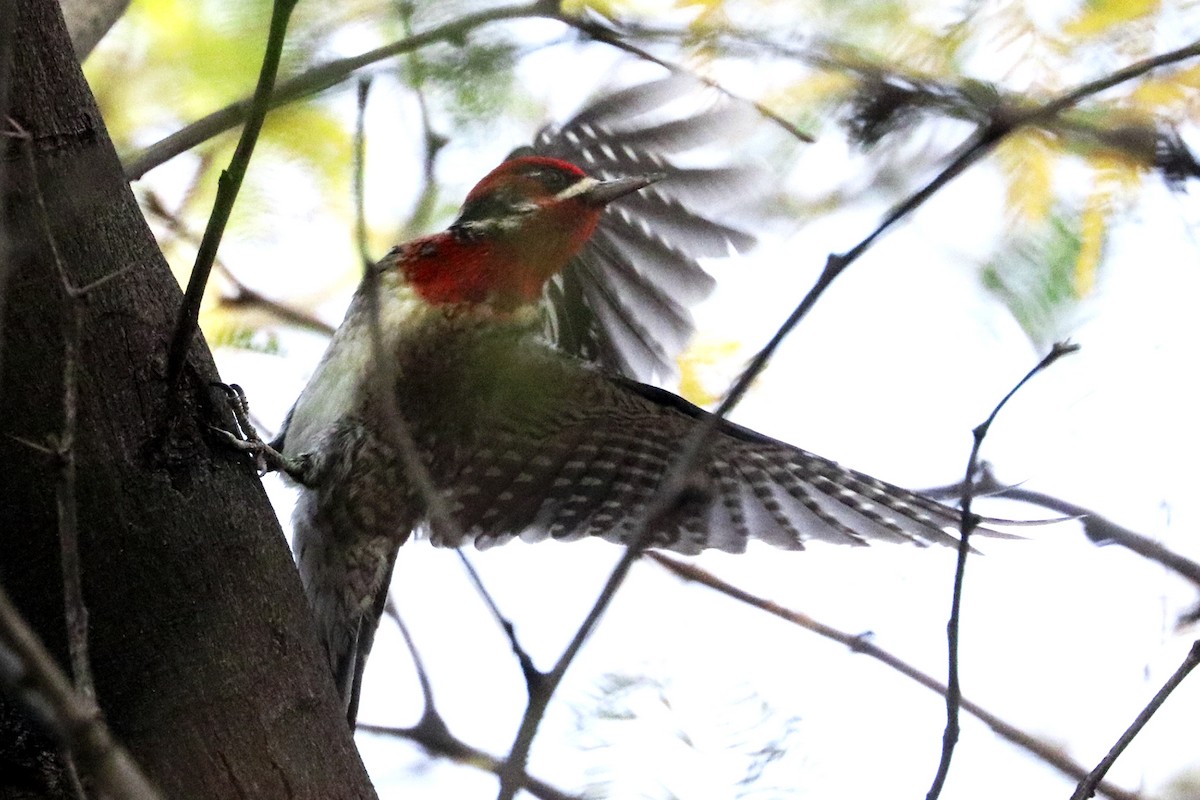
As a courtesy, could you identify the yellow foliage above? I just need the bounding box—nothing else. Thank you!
[778,72,858,107]
[1129,63,1200,115]
[1171,63,1200,89]
[676,0,727,32]
[997,130,1056,223]
[1073,153,1140,297]
[1074,189,1107,296]
[677,339,742,407]
[263,103,354,202]
[1089,151,1144,194]
[560,0,646,18]
[1065,0,1159,38]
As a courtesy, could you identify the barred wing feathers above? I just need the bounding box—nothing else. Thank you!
[424,352,969,555]
[519,75,765,382]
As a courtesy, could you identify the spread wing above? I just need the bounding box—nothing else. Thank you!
[517,74,766,382]
[424,351,975,555]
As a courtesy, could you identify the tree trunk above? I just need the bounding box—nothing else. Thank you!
[0,1,377,797]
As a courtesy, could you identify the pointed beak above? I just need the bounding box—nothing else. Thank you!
[578,173,663,206]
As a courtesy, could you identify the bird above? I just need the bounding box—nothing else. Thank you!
[251,79,982,725]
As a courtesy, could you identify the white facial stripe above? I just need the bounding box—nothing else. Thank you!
[457,201,539,236]
[555,176,599,201]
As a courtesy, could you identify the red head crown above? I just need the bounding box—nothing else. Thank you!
[398,157,656,310]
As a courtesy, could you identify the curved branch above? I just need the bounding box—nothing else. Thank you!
[123,1,554,180]
[647,553,1146,800]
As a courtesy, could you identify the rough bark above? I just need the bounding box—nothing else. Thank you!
[0,1,378,797]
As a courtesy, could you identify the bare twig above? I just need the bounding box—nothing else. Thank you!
[357,146,457,537]
[358,719,581,800]
[214,272,337,336]
[602,21,1200,174]
[348,71,474,723]
[140,190,335,336]
[0,0,17,405]
[4,120,137,702]
[454,551,540,690]
[0,584,162,800]
[1040,39,1200,118]
[1070,640,1200,800]
[549,12,814,144]
[123,1,554,180]
[923,466,1200,592]
[373,596,575,798]
[647,553,1145,800]
[926,341,1078,800]
[371,592,572,799]
[354,77,373,271]
[381,594,436,715]
[394,1,448,242]
[164,0,300,391]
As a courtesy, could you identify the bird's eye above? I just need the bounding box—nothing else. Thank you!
[521,167,573,193]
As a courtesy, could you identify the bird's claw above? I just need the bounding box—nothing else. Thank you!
[210,382,302,479]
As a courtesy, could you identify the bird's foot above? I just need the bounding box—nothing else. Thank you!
[210,382,309,483]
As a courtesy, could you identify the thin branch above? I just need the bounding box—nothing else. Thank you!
[354,78,372,271]
[122,0,554,181]
[123,0,815,185]
[5,119,131,702]
[923,466,1200,591]
[1070,640,1200,800]
[613,21,1200,178]
[0,584,162,800]
[647,553,1146,800]
[358,160,458,538]
[454,551,541,691]
[0,0,14,397]
[214,274,337,336]
[374,595,579,798]
[140,190,335,336]
[1038,39,1200,119]
[394,2,448,242]
[550,12,814,144]
[163,0,300,392]
[358,720,581,800]
[381,594,436,716]
[926,341,1078,800]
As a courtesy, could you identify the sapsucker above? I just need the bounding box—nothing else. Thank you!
[263,79,976,723]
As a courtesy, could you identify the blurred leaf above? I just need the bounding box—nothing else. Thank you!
[201,303,283,355]
[408,41,519,127]
[212,325,283,355]
[1074,189,1107,296]
[572,673,803,800]
[997,129,1056,223]
[778,71,858,112]
[263,102,355,203]
[1065,0,1159,38]
[1129,63,1200,116]
[677,338,741,407]
[981,212,1087,350]
[677,0,728,33]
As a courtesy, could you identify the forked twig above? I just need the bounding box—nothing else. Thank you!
[926,341,1078,800]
